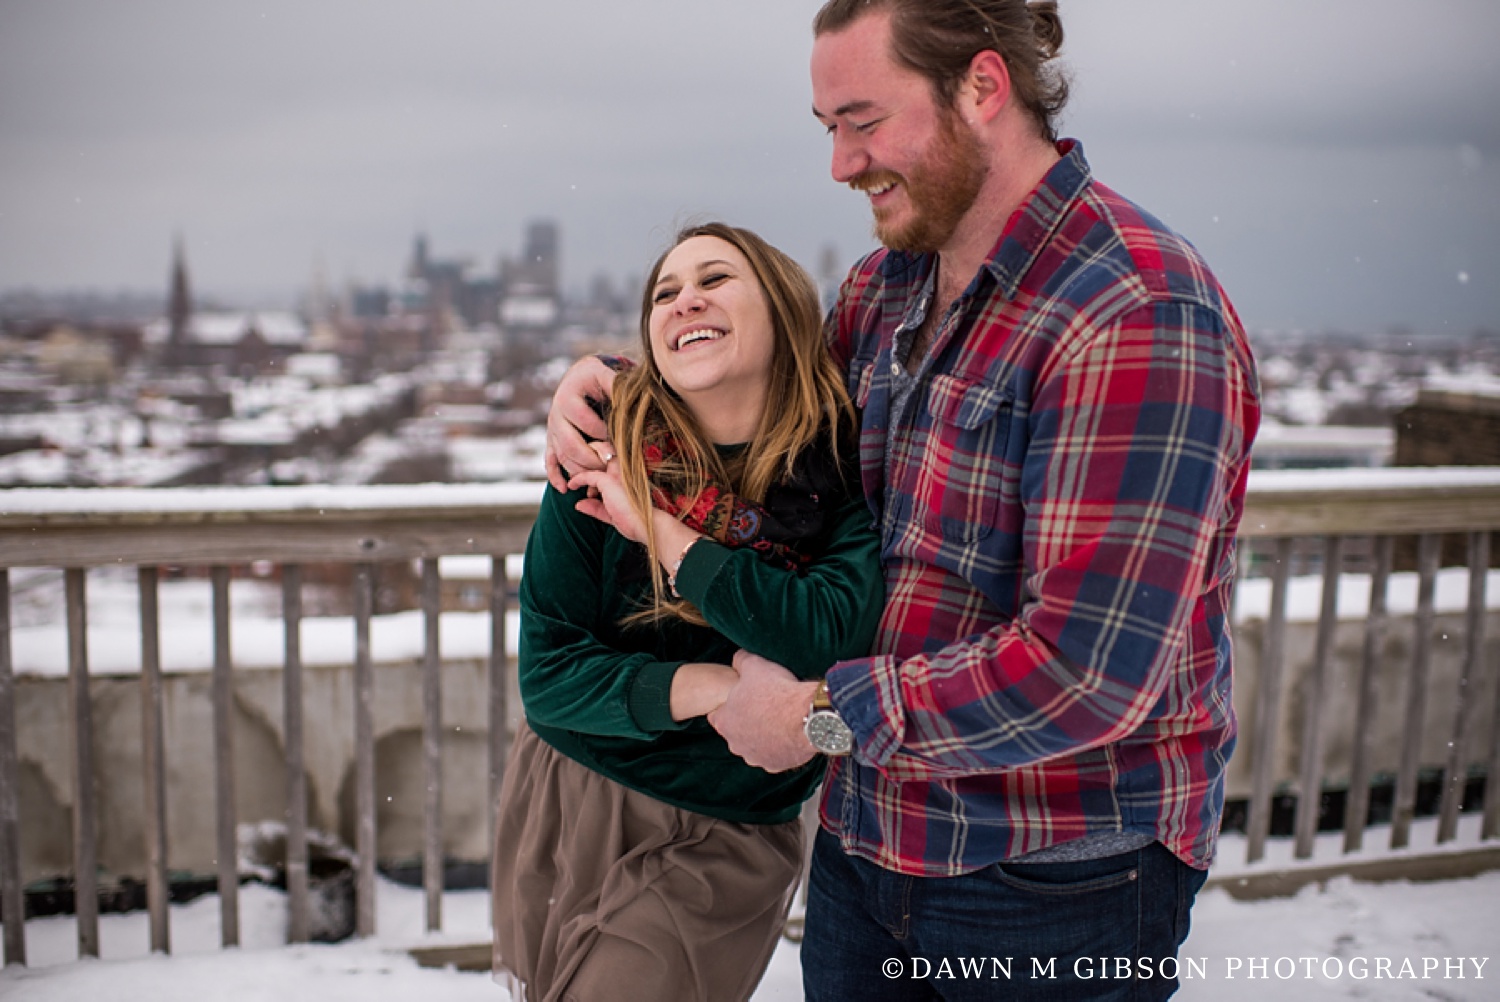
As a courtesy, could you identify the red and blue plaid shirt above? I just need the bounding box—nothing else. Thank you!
[821,141,1261,875]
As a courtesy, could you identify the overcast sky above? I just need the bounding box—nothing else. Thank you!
[2,0,1497,334]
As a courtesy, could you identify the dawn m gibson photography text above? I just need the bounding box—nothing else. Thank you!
[881,956,1490,983]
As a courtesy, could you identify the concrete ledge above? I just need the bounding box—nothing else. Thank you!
[1205,844,1500,901]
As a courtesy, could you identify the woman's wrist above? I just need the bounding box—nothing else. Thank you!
[669,662,737,721]
[667,537,703,597]
[652,514,704,589]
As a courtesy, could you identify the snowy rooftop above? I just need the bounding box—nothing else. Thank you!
[0,446,210,489]
[1421,371,1500,401]
[143,312,308,347]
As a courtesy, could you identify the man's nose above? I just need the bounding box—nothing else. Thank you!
[830,132,867,184]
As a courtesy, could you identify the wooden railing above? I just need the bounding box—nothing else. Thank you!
[1,468,1498,965]
[0,483,540,965]
[1227,468,1500,895]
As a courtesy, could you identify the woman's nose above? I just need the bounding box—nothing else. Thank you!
[675,284,707,312]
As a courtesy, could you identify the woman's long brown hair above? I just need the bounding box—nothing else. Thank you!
[610,221,852,624]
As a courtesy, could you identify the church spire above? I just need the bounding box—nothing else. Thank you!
[167,234,193,362]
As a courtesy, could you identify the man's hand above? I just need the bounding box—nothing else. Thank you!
[544,355,620,492]
[709,650,820,774]
[568,442,649,542]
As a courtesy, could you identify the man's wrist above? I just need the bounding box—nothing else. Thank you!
[802,678,854,757]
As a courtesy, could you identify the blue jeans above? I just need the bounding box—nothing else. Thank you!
[802,828,1207,1001]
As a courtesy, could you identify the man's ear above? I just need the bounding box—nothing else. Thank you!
[962,48,1012,124]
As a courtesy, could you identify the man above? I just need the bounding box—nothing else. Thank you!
[546,1,1259,997]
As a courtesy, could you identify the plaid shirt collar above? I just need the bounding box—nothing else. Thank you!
[874,139,1094,305]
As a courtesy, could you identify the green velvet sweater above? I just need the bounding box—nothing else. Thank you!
[517,475,883,825]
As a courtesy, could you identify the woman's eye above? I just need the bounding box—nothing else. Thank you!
[652,288,677,305]
[701,273,729,288]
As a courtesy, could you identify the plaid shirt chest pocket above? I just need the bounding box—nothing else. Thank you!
[911,374,1015,541]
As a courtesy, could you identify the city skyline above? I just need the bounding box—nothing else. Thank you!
[2,0,1497,334]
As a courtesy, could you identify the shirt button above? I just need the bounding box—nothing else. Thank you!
[890,362,902,377]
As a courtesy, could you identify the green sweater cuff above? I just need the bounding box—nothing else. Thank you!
[628,660,689,733]
[674,539,732,607]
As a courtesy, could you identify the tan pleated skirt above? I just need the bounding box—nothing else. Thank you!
[491,721,805,1002]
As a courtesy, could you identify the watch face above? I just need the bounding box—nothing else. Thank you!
[806,711,854,757]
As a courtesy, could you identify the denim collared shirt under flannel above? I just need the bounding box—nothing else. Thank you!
[820,141,1261,876]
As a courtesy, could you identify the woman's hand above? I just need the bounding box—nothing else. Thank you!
[670,662,739,721]
[568,442,651,544]
[544,355,621,492]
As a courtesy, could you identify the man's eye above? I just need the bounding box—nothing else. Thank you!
[853,119,879,134]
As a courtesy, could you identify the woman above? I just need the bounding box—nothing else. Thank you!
[492,222,883,1002]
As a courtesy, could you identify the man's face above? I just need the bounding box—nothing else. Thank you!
[811,11,988,254]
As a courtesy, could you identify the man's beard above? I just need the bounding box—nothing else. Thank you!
[854,109,988,255]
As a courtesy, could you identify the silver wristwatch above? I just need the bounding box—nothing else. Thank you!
[803,679,853,757]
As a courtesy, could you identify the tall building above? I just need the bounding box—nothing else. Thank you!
[166,235,193,367]
[521,220,559,293]
[499,220,561,346]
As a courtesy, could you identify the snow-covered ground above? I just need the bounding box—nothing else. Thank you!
[2,816,1495,1001]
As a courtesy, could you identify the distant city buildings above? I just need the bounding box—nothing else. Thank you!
[354,219,566,347]
[0,220,637,488]
[4,227,1495,492]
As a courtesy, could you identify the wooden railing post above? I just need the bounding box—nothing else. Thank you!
[421,558,443,933]
[138,567,170,954]
[353,563,377,938]
[1392,534,1440,850]
[1246,538,1293,864]
[0,570,25,967]
[65,569,99,959]
[490,555,511,850]
[1344,535,1393,853]
[283,565,310,944]
[1486,553,1500,839]
[1438,531,1489,843]
[1293,536,1343,858]
[210,566,239,947]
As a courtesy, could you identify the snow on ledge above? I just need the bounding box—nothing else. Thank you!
[1246,466,1500,493]
[3,468,1496,518]
[0,480,548,517]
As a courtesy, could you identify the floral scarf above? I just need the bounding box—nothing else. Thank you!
[640,419,851,571]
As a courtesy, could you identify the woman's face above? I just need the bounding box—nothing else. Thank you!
[647,235,776,439]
